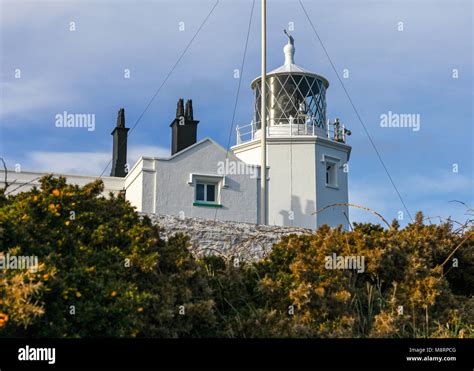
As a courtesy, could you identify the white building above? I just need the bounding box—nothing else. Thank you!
[1,35,351,230]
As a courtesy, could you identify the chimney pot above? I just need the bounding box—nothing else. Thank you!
[176,98,184,119]
[116,108,125,128]
[185,99,193,120]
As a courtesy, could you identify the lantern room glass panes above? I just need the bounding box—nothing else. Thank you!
[253,74,327,129]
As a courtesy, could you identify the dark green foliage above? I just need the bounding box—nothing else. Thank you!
[0,176,215,337]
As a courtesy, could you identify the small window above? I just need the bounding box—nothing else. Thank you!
[195,182,217,203]
[325,162,337,187]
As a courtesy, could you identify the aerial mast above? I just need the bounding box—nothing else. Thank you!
[260,0,267,224]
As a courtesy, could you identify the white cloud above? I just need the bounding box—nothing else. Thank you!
[0,81,77,121]
[25,151,110,176]
[20,144,169,176]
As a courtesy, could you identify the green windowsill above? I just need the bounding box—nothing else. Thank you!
[193,201,223,208]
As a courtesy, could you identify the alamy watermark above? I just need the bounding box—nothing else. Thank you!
[217,159,257,179]
[0,253,38,272]
[380,111,420,132]
[55,111,95,131]
[18,345,56,365]
[325,253,365,273]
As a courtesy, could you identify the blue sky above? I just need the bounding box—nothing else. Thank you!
[0,0,472,226]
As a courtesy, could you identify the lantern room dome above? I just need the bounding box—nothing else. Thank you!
[251,34,329,88]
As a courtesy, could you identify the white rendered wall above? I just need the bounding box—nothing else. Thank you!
[124,159,145,212]
[0,170,124,196]
[231,139,261,166]
[267,139,317,228]
[232,135,351,229]
[314,138,350,229]
[125,139,259,223]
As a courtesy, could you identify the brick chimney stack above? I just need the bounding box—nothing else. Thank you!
[170,99,199,155]
[110,108,129,177]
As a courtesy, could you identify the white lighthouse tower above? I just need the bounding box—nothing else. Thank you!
[232,32,352,229]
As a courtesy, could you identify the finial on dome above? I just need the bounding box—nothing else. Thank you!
[284,29,294,45]
[283,29,295,65]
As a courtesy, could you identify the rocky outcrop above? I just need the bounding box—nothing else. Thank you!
[144,214,313,262]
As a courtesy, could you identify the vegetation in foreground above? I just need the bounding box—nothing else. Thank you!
[0,176,472,338]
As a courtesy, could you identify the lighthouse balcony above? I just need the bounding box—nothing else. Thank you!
[236,119,350,144]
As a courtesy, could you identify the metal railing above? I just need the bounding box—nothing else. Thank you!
[236,118,350,144]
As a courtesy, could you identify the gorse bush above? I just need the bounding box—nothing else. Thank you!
[0,176,214,337]
[251,222,473,338]
[0,177,472,338]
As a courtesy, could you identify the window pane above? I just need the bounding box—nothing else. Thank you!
[325,163,337,186]
[206,184,215,202]
[196,183,205,201]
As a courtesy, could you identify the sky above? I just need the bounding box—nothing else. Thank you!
[0,0,472,226]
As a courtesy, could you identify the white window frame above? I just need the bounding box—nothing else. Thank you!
[188,173,226,205]
[195,182,217,203]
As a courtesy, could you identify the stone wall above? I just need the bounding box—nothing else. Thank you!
[144,214,313,262]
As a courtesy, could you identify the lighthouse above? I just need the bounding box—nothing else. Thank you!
[1,33,352,231]
[232,32,352,229]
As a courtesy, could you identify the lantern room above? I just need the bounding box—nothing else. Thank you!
[251,31,329,137]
